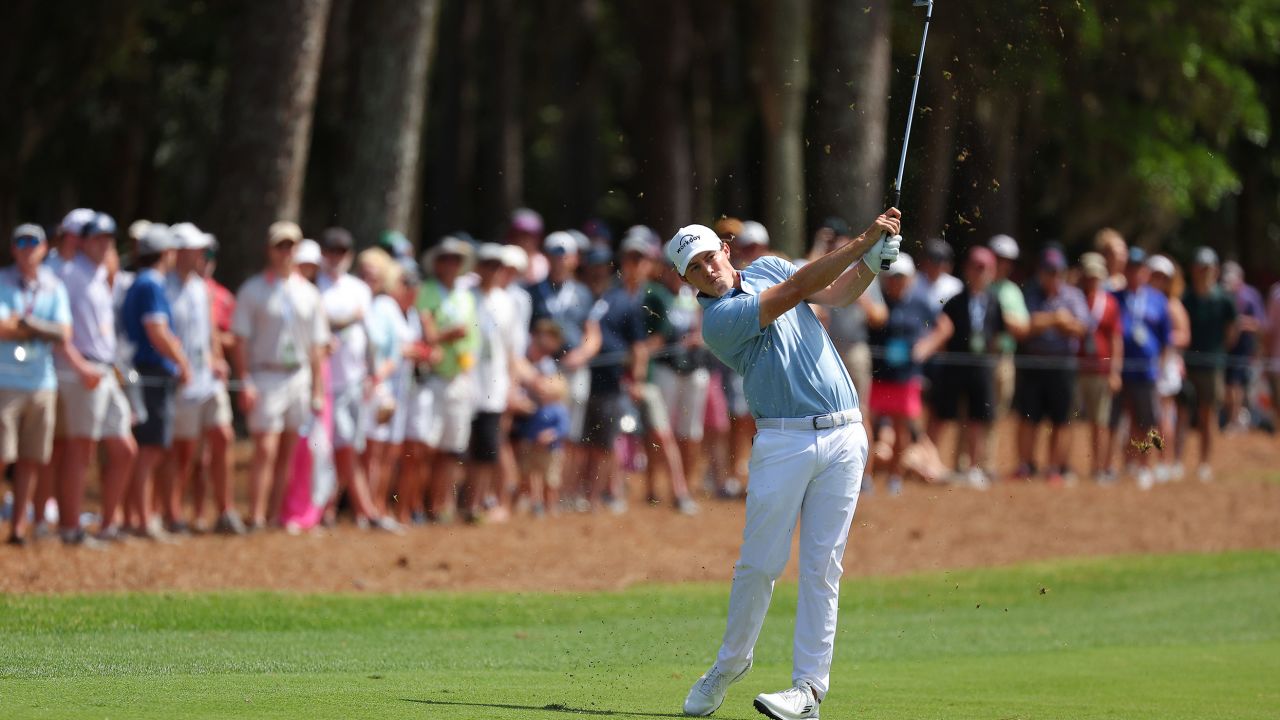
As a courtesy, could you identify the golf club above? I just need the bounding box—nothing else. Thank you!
[881,0,935,271]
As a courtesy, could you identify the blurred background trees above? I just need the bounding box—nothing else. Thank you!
[1,0,1278,285]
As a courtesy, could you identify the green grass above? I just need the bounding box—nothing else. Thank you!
[2,551,1278,719]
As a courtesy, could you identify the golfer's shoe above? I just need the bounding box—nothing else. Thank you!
[683,660,751,716]
[753,683,820,720]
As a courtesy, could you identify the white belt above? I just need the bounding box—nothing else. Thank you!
[754,409,861,431]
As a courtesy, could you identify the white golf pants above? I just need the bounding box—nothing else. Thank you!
[714,421,867,699]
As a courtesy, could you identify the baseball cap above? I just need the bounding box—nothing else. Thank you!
[620,225,659,258]
[543,231,578,256]
[714,217,744,240]
[320,227,354,253]
[128,219,153,242]
[12,223,46,245]
[1146,254,1176,278]
[84,212,117,238]
[884,252,916,277]
[170,222,210,250]
[510,207,544,235]
[59,208,96,236]
[988,234,1019,260]
[736,221,769,247]
[1192,246,1219,267]
[567,229,591,253]
[581,219,612,244]
[294,239,322,266]
[1039,246,1068,272]
[137,224,174,255]
[477,242,507,264]
[268,221,303,246]
[584,245,614,267]
[378,230,412,259]
[501,244,529,272]
[967,246,996,271]
[1127,246,1147,265]
[666,224,722,276]
[924,237,953,263]
[1080,251,1108,279]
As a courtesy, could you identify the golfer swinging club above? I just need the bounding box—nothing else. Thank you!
[670,209,902,720]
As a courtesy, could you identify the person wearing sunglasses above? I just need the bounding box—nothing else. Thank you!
[0,224,72,545]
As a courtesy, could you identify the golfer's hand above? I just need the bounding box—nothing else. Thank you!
[862,208,901,242]
[862,234,902,274]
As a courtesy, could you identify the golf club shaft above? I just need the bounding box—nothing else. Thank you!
[882,0,934,271]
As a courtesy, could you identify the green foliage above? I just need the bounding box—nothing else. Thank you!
[1,551,1277,719]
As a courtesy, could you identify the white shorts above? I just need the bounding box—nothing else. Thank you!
[652,365,711,441]
[566,367,590,443]
[406,374,474,453]
[173,389,233,440]
[366,380,407,445]
[248,369,311,435]
[330,382,366,452]
[59,365,131,440]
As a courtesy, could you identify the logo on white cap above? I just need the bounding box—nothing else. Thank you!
[666,224,722,276]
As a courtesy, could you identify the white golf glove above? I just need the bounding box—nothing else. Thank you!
[863,234,902,274]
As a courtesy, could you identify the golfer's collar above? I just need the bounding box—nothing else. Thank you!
[696,281,752,308]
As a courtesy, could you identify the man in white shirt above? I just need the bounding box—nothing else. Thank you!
[229,221,330,529]
[916,238,964,309]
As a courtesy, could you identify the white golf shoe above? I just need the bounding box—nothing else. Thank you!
[683,661,751,716]
[753,683,820,719]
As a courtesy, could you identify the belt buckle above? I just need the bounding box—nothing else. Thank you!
[812,414,832,430]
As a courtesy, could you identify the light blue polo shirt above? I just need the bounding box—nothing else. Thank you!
[699,255,858,419]
[0,266,72,392]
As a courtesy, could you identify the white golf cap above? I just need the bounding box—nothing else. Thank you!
[137,224,174,255]
[988,234,1019,260]
[501,243,529,272]
[666,224,722,276]
[1145,254,1175,278]
[294,238,322,266]
[884,252,916,277]
[736,220,769,247]
[60,208,96,236]
[620,225,659,257]
[543,231,578,256]
[170,222,210,250]
[476,241,507,263]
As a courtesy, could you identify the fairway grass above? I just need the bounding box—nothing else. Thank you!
[2,551,1277,719]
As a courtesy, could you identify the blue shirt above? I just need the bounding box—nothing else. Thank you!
[122,268,177,374]
[588,284,646,394]
[1022,282,1090,356]
[1113,284,1170,382]
[0,266,71,392]
[528,278,594,351]
[868,288,937,383]
[517,403,571,450]
[698,255,858,419]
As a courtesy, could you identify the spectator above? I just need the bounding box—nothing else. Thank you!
[1094,228,1128,292]
[915,247,1007,488]
[620,228,698,515]
[986,234,1031,464]
[56,212,138,545]
[413,236,479,522]
[516,357,571,517]
[1267,276,1280,425]
[45,208,95,275]
[294,239,321,282]
[230,222,330,529]
[1181,247,1239,481]
[376,230,414,262]
[1221,261,1264,432]
[121,224,191,537]
[1,225,71,546]
[497,244,533,504]
[916,238,964,309]
[866,253,937,494]
[730,221,770,270]
[1075,252,1123,485]
[466,243,523,523]
[1014,246,1088,484]
[165,224,241,534]
[1147,254,1191,481]
[508,208,547,285]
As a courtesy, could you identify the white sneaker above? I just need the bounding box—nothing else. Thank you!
[1197,464,1213,483]
[754,683,820,719]
[1136,468,1155,491]
[683,661,751,716]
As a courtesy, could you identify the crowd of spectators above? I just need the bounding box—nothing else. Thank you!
[2,209,1278,547]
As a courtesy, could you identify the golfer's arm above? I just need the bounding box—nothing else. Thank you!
[809,257,878,308]
[759,233,876,327]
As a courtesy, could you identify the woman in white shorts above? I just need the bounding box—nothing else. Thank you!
[364,262,418,515]
[1149,255,1190,480]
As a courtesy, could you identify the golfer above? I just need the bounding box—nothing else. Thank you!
[671,209,901,720]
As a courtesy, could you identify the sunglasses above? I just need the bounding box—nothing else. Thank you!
[13,236,42,249]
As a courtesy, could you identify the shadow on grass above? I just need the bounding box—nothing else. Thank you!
[401,697,690,718]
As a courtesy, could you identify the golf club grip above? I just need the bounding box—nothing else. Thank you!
[880,233,892,271]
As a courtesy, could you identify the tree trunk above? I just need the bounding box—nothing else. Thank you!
[206,0,331,287]
[756,0,812,258]
[337,0,440,248]
[915,39,957,244]
[809,0,891,236]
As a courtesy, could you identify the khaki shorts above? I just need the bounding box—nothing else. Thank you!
[652,365,711,441]
[1186,368,1224,411]
[566,367,590,443]
[994,354,1016,418]
[406,374,473,453]
[173,389,233,440]
[248,369,311,434]
[0,389,57,463]
[635,382,672,436]
[1076,374,1113,427]
[522,444,564,489]
[59,365,132,440]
